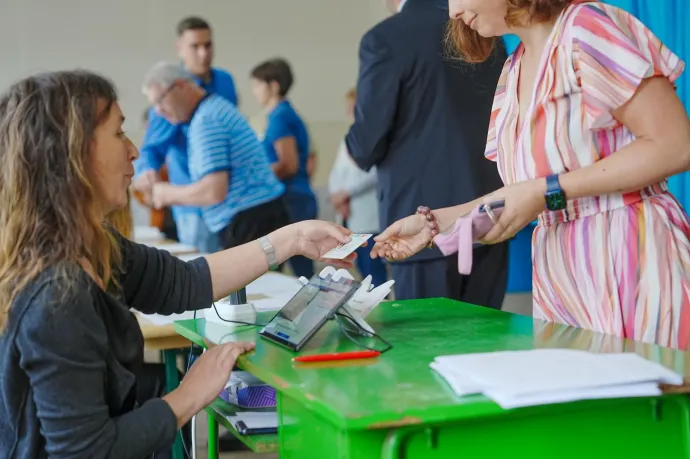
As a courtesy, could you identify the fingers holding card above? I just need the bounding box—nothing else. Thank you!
[322,234,372,260]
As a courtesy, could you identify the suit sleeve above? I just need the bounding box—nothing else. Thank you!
[345,30,400,171]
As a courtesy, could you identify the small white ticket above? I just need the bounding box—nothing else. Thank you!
[322,233,373,260]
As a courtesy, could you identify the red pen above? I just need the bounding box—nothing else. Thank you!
[293,350,381,363]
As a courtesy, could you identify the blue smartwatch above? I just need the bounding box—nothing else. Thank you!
[544,174,567,211]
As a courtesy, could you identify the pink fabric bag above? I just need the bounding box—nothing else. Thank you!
[433,204,503,275]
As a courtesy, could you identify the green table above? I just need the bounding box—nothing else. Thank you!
[174,299,690,459]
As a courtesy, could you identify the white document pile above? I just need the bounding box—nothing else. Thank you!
[431,349,683,409]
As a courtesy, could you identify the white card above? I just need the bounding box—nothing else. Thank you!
[322,233,372,260]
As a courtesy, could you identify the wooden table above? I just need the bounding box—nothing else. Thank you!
[174,299,690,459]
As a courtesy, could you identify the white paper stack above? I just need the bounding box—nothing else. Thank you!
[431,349,683,409]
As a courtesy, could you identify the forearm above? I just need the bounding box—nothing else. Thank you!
[166,181,222,207]
[433,197,487,232]
[272,161,297,180]
[204,226,297,300]
[559,137,690,200]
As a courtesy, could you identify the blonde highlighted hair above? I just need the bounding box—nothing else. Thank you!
[0,70,122,332]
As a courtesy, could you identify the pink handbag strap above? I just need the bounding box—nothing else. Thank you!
[432,209,477,275]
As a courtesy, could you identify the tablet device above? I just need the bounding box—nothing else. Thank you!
[235,420,277,436]
[259,274,360,351]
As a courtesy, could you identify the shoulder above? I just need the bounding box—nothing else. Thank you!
[361,17,398,51]
[211,67,234,81]
[563,1,643,45]
[191,96,235,132]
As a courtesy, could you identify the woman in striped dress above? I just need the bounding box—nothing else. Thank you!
[371,0,690,349]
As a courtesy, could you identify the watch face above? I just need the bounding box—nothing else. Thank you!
[545,192,567,211]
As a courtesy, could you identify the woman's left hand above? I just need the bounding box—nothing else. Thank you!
[290,220,358,268]
[481,178,547,244]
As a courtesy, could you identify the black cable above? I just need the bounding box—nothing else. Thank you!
[211,302,266,327]
[335,310,393,354]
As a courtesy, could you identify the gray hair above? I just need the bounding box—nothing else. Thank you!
[141,62,195,94]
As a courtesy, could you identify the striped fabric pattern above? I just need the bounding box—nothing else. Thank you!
[486,0,690,349]
[188,94,285,232]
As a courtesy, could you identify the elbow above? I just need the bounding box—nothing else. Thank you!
[205,185,227,205]
[345,134,378,172]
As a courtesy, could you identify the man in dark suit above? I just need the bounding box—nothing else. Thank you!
[346,0,509,309]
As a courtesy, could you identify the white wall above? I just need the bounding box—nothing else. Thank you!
[0,0,390,187]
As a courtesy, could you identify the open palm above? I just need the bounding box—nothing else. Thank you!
[371,215,432,261]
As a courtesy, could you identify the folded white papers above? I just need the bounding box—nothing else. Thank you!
[431,349,682,409]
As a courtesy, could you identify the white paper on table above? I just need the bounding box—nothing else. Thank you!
[251,293,296,312]
[433,349,682,399]
[138,310,209,326]
[486,382,662,410]
[133,226,164,243]
[429,361,484,396]
[245,272,303,297]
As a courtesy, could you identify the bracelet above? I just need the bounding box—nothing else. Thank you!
[258,236,279,271]
[416,206,440,248]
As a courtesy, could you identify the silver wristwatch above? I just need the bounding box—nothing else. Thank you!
[258,236,279,271]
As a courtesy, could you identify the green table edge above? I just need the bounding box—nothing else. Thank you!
[173,318,686,434]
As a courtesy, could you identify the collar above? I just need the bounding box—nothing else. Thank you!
[398,0,408,12]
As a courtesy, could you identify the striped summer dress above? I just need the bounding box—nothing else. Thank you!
[487,0,690,349]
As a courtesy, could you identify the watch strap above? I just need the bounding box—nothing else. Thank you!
[259,236,279,271]
[546,174,561,193]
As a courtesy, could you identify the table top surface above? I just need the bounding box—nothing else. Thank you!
[174,298,690,430]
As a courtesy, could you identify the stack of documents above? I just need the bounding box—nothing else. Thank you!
[431,349,683,409]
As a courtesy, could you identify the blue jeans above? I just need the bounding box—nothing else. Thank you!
[354,235,388,287]
[175,213,221,253]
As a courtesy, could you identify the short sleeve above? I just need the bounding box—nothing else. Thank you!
[265,110,293,143]
[485,59,512,162]
[188,115,233,178]
[571,3,685,130]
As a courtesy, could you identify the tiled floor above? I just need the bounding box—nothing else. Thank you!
[188,293,533,458]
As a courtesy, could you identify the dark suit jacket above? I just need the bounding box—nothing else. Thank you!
[346,0,507,262]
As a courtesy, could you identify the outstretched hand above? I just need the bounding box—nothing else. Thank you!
[291,220,359,268]
[370,214,432,261]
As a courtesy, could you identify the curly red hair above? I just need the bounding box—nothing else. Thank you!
[446,0,574,63]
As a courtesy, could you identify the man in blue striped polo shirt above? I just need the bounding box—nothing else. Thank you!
[142,62,290,249]
[133,17,238,253]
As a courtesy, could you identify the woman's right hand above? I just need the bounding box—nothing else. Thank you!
[371,214,433,261]
[163,341,255,427]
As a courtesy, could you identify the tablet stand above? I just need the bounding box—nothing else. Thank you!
[335,304,376,336]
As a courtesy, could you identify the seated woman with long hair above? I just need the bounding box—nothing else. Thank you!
[0,70,354,458]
